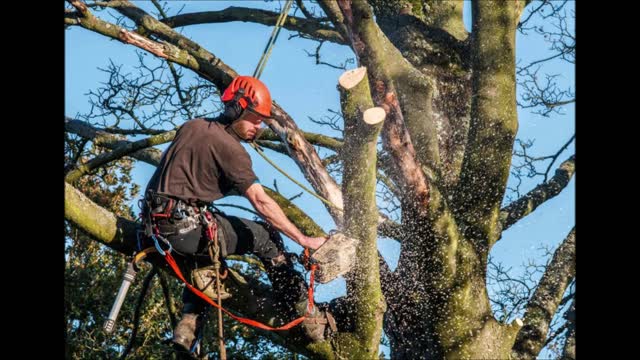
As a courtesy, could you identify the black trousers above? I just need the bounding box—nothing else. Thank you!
[167,212,308,320]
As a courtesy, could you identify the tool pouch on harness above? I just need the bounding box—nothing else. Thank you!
[191,265,232,300]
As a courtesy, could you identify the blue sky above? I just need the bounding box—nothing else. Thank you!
[66,1,574,357]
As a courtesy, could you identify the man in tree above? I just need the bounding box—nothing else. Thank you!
[143,76,333,352]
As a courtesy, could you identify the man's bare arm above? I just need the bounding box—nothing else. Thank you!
[244,183,327,249]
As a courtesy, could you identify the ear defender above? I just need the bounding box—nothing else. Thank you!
[219,76,270,123]
[221,88,247,124]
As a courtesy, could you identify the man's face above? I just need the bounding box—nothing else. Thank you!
[230,109,264,141]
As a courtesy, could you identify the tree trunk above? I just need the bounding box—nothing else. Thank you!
[334,67,386,359]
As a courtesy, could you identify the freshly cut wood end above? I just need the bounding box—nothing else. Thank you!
[363,107,386,125]
[338,67,367,90]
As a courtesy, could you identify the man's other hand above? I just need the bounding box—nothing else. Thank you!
[302,236,328,250]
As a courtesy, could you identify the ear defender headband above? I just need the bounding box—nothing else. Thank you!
[222,88,256,125]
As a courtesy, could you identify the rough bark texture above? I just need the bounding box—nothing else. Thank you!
[561,299,576,360]
[335,67,386,359]
[454,1,519,250]
[500,156,575,234]
[512,228,576,359]
[370,0,472,190]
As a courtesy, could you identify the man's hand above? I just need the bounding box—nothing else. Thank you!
[302,236,328,250]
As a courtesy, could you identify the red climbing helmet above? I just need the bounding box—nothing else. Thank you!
[221,76,272,118]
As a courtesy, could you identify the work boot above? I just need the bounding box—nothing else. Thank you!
[172,313,199,352]
[297,301,337,342]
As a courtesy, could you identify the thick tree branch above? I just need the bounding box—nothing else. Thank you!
[342,0,441,180]
[511,228,576,359]
[65,2,234,87]
[499,155,575,234]
[162,7,346,45]
[316,0,350,41]
[259,128,343,152]
[338,67,386,358]
[65,182,139,254]
[454,1,519,247]
[65,129,176,183]
[561,299,575,360]
[334,0,432,218]
[66,117,164,165]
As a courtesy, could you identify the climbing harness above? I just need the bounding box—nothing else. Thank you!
[135,193,319,358]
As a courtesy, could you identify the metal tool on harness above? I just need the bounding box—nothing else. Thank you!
[103,247,157,334]
[103,261,137,334]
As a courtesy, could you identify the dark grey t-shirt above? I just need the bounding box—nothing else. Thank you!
[147,117,258,204]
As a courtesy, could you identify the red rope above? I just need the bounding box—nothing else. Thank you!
[163,252,314,331]
[152,210,318,331]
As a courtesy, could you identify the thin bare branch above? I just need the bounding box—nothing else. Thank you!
[259,128,343,152]
[65,129,177,183]
[66,117,164,166]
[255,140,289,156]
[162,7,346,45]
[500,155,575,233]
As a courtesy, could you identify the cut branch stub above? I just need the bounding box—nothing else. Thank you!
[363,107,386,125]
[338,66,367,90]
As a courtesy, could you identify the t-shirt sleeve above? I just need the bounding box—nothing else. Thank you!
[217,144,259,194]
